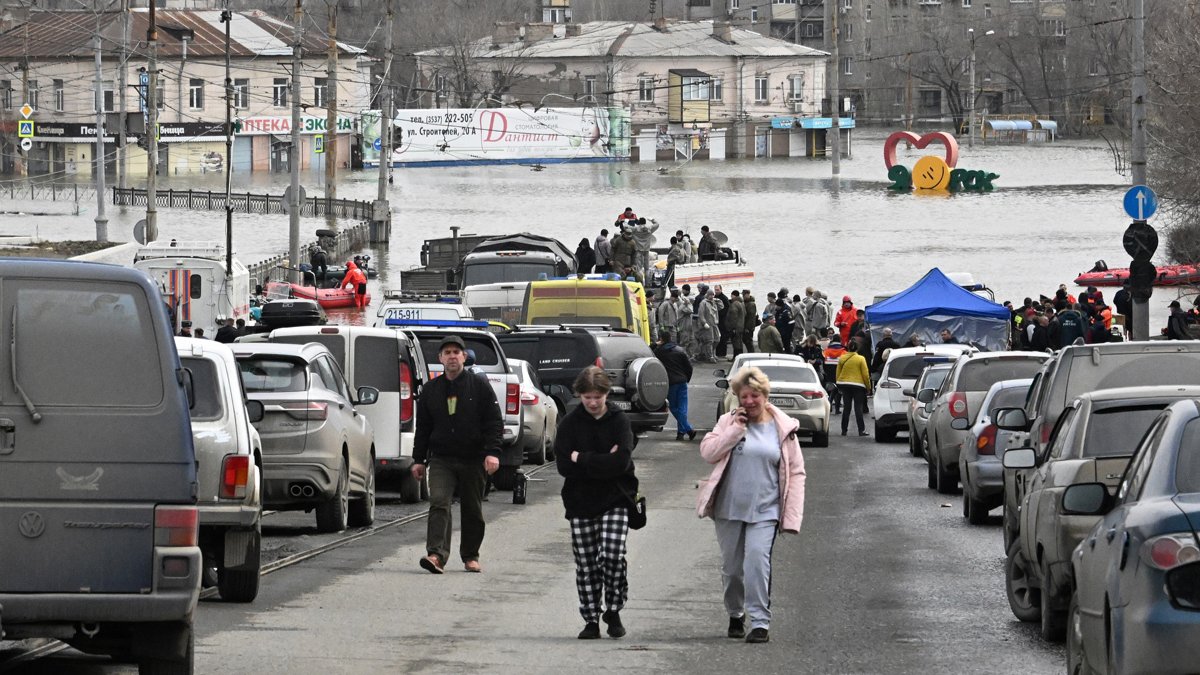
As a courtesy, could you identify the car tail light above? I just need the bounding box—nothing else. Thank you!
[506,383,520,415]
[798,390,824,400]
[220,455,251,499]
[950,392,969,419]
[521,391,539,405]
[1039,421,1052,446]
[281,401,327,420]
[399,362,414,424]
[1166,562,1200,609]
[879,380,901,389]
[155,506,198,547]
[1143,534,1200,571]
[976,424,997,455]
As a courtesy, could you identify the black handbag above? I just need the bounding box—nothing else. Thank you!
[618,484,647,530]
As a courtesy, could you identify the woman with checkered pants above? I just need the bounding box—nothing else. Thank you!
[555,366,640,640]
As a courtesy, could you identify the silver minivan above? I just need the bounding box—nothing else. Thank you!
[0,260,200,673]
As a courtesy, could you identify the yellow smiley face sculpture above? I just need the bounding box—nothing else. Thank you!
[912,155,951,191]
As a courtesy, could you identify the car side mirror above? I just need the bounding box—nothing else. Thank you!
[245,400,265,423]
[357,386,380,405]
[1061,483,1112,516]
[1002,447,1037,469]
[902,388,914,397]
[916,388,935,403]
[951,417,969,431]
[716,379,730,390]
[994,407,1030,432]
[713,368,727,378]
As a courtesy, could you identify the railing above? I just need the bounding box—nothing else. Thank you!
[243,223,371,290]
[0,181,96,202]
[112,187,374,219]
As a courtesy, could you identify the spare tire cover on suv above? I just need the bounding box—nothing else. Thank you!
[628,357,669,410]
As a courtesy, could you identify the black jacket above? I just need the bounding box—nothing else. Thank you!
[413,370,503,463]
[555,405,638,519]
[214,325,239,344]
[871,337,899,372]
[575,244,596,274]
[654,341,693,385]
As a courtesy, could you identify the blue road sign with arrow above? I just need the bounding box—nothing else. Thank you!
[1124,185,1158,221]
[373,137,382,152]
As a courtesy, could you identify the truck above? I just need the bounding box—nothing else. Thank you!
[134,239,250,336]
[400,230,576,293]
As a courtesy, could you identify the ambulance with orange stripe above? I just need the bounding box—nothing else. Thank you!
[520,275,652,343]
[134,240,251,336]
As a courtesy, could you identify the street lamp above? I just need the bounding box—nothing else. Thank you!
[968,28,994,149]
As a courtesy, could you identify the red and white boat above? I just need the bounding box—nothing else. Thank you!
[265,282,370,310]
[1074,263,1200,288]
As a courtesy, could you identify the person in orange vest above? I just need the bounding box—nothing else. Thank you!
[822,334,847,415]
[834,296,857,346]
[340,260,368,308]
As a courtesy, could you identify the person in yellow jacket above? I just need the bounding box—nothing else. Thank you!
[835,341,872,437]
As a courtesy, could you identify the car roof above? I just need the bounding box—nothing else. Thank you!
[959,350,1050,362]
[735,353,806,363]
[886,345,973,360]
[174,336,236,361]
[743,359,817,370]
[230,342,327,360]
[1072,385,1200,405]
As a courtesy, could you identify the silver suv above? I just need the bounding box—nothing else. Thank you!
[231,342,378,533]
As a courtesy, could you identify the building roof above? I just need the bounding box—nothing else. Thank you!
[417,20,828,60]
[0,9,366,60]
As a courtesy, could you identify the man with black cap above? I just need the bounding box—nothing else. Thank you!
[1166,301,1192,340]
[412,335,503,574]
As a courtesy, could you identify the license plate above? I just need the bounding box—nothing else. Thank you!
[769,397,796,408]
[609,400,631,411]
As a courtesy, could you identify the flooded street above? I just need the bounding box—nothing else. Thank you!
[3,132,1160,319]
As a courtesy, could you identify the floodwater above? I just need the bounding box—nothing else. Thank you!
[2,131,1174,324]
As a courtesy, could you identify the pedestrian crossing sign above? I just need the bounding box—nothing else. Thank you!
[17,120,34,138]
[314,134,324,154]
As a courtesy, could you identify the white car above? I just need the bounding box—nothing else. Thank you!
[716,352,808,380]
[508,358,559,465]
[717,359,830,447]
[872,345,973,443]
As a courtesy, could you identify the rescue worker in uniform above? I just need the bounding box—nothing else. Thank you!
[340,260,369,308]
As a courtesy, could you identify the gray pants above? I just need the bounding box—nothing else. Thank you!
[714,518,777,630]
[426,456,488,565]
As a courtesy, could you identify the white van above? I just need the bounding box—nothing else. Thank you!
[462,281,528,327]
[134,240,250,336]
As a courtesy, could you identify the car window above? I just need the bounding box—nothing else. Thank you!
[1082,405,1170,459]
[594,335,651,365]
[325,355,354,401]
[756,365,819,384]
[239,357,306,392]
[1066,352,1200,406]
[539,335,598,369]
[309,360,331,392]
[889,355,941,380]
[181,357,223,421]
[958,358,1046,392]
[1177,418,1200,493]
[1046,406,1079,460]
[353,335,401,392]
[919,366,951,392]
[416,334,502,368]
[1119,414,1168,503]
[462,262,554,286]
[988,386,1030,418]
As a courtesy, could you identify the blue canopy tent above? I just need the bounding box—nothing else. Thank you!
[866,268,1011,351]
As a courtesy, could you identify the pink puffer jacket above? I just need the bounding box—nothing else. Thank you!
[696,404,806,533]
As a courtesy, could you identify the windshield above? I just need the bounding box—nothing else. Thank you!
[238,358,307,393]
[890,355,951,380]
[920,367,952,392]
[462,262,554,286]
[1083,405,1169,458]
[416,335,501,368]
[755,365,818,385]
[959,358,1046,392]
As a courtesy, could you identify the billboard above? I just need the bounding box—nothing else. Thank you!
[361,107,630,167]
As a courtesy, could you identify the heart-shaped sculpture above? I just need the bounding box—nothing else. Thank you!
[883,131,959,170]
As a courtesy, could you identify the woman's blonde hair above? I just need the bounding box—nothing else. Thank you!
[730,366,771,397]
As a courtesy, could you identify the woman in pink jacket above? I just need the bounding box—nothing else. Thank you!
[697,366,806,644]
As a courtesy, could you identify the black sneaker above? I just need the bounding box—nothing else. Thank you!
[676,432,685,441]
[745,627,770,643]
[578,622,601,640]
[687,430,697,441]
[727,616,746,639]
[602,609,626,638]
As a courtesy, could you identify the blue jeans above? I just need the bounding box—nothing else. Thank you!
[668,382,693,434]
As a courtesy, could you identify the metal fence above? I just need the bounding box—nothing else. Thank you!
[0,182,96,202]
[112,187,374,219]
[244,223,371,290]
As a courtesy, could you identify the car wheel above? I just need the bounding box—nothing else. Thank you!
[530,426,548,465]
[492,464,517,491]
[935,457,957,495]
[810,431,829,448]
[1067,592,1093,675]
[1004,540,1042,622]
[908,429,921,457]
[966,493,990,525]
[399,469,422,504]
[926,450,938,490]
[315,459,349,533]
[137,625,193,675]
[875,427,895,443]
[217,526,261,603]
[348,463,375,527]
[1040,561,1068,643]
[1003,501,1019,552]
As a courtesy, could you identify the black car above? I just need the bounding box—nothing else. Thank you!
[497,326,669,433]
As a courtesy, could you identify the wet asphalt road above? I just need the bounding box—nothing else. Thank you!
[2,368,1065,674]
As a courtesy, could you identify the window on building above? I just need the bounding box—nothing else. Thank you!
[544,8,567,22]
[638,77,655,103]
[751,6,759,22]
[710,77,723,101]
[1043,19,1065,37]
[54,79,64,112]
[156,82,165,110]
[789,75,804,100]
[1088,59,1100,76]
[920,89,940,112]
[843,0,852,8]
[865,37,872,54]
[682,75,709,101]
[273,78,288,107]
[845,22,853,40]
[584,76,597,99]
[730,0,740,9]
[754,75,769,102]
[1,80,11,110]
[188,78,204,109]
[233,78,248,109]
[687,0,712,5]
[434,74,448,100]
[984,2,992,17]
[866,3,872,20]
[1008,19,1019,37]
[28,80,38,111]
[93,81,115,113]
[841,57,853,74]
[962,0,971,6]
[313,78,327,108]
[803,22,819,37]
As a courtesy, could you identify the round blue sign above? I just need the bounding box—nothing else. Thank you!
[1124,185,1158,221]
[372,138,382,152]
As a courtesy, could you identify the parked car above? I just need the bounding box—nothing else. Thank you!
[907,362,954,458]
[997,385,1200,642]
[716,359,830,447]
[238,325,428,503]
[958,378,1033,525]
[509,358,559,464]
[0,260,199,672]
[719,352,807,379]
[177,337,266,603]
[496,326,669,435]
[405,326,525,489]
[921,351,1051,494]
[375,290,473,328]
[1065,398,1200,675]
[231,342,378,533]
[872,345,973,443]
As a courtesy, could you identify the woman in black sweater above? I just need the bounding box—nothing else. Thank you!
[555,366,638,640]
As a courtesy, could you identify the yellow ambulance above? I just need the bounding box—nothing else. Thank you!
[520,276,652,343]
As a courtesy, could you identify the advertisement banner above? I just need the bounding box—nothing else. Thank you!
[361,107,630,167]
[237,115,355,136]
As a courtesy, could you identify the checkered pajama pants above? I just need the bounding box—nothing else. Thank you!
[569,507,630,623]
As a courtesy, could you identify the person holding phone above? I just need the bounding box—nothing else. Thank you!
[697,366,807,644]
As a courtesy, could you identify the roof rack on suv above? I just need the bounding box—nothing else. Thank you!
[385,318,490,329]
[380,288,463,302]
[507,323,632,334]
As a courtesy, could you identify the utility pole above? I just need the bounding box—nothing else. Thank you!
[289,0,303,282]
[1130,0,1149,341]
[905,52,913,131]
[968,29,976,149]
[118,0,129,193]
[373,0,393,243]
[93,22,108,241]
[829,0,840,176]
[324,1,338,231]
[146,0,159,243]
[222,5,234,275]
